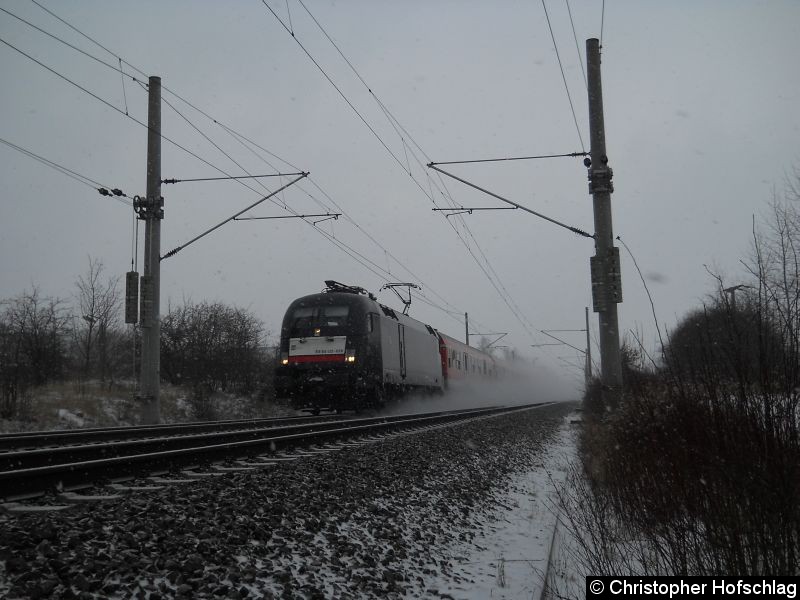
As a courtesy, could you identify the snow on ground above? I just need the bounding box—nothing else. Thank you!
[55,408,86,428]
[421,414,577,600]
[0,402,578,599]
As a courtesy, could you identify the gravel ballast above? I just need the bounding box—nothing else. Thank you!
[0,402,574,599]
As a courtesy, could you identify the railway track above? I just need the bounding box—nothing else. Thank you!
[0,413,346,451]
[1,403,552,502]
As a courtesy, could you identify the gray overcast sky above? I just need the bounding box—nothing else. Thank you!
[1,1,799,392]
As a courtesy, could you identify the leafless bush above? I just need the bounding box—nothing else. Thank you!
[161,299,270,397]
[553,461,666,578]
[575,326,799,573]
[0,287,70,418]
[571,184,800,575]
[583,342,657,420]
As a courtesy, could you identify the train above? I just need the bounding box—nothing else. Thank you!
[274,281,499,414]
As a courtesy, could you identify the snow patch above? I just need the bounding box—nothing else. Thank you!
[418,415,576,599]
[56,408,85,428]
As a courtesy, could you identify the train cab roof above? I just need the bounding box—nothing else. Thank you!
[281,281,439,338]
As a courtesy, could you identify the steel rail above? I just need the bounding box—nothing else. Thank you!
[0,413,347,451]
[0,403,552,500]
[0,407,501,471]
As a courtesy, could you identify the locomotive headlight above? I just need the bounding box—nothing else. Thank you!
[281,352,289,365]
[345,349,356,363]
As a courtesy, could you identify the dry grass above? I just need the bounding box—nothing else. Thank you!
[0,380,293,432]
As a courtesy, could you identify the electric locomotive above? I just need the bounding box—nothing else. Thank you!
[274,281,444,413]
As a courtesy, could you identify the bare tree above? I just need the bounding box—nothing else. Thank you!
[0,287,70,418]
[475,335,493,353]
[499,346,517,362]
[72,257,121,382]
[746,196,800,396]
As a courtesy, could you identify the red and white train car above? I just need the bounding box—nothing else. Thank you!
[437,332,498,386]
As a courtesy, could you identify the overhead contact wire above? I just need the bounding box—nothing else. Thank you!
[0,137,132,207]
[221,125,463,324]
[541,0,586,152]
[14,2,491,334]
[0,37,277,195]
[161,92,458,318]
[288,0,543,337]
[293,0,531,331]
[565,0,588,89]
[260,1,421,192]
[601,0,606,47]
[1,6,136,83]
[224,8,480,320]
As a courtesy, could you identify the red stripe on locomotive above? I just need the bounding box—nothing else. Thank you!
[288,354,345,364]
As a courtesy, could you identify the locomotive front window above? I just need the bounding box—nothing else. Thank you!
[290,305,351,332]
[291,307,315,330]
[323,305,349,326]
